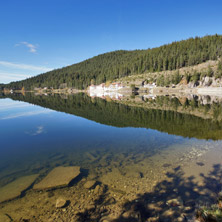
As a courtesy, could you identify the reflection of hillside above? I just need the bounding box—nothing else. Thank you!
[118,94,222,122]
[1,93,222,140]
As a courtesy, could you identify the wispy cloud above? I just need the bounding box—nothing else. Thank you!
[1,109,52,120]
[0,100,30,110]
[26,125,45,136]
[15,41,38,53]
[0,72,32,81]
[0,61,52,72]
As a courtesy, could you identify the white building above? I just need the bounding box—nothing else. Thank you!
[88,82,124,100]
[89,82,123,93]
[143,83,156,88]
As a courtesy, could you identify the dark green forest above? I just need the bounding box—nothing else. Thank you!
[1,93,222,140]
[2,34,222,90]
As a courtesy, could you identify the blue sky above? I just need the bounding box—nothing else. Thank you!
[0,0,222,84]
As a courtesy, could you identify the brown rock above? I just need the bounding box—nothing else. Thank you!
[84,180,96,189]
[94,185,100,194]
[179,78,188,86]
[0,214,11,222]
[56,197,67,208]
[147,217,159,222]
[166,197,183,207]
[147,203,162,212]
[33,166,80,190]
[0,174,39,203]
[122,211,130,218]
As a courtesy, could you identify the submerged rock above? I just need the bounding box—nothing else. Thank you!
[0,214,11,222]
[94,184,100,194]
[84,180,96,189]
[33,166,80,190]
[0,174,39,203]
[147,216,159,222]
[56,197,67,208]
[166,197,183,207]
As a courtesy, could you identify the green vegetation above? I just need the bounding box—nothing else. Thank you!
[215,58,222,79]
[156,70,182,86]
[1,93,222,140]
[130,84,136,91]
[196,194,222,222]
[2,34,222,90]
[155,59,222,87]
[190,70,201,82]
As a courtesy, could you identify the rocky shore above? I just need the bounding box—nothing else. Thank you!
[0,141,222,222]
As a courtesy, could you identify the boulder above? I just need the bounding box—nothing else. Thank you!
[33,166,80,190]
[179,78,188,85]
[188,82,195,88]
[178,97,187,106]
[0,174,39,203]
[203,76,212,86]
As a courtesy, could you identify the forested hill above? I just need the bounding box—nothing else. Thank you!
[3,34,222,90]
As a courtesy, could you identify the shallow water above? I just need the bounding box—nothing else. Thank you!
[0,93,222,221]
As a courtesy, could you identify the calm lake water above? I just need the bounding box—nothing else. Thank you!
[0,93,222,221]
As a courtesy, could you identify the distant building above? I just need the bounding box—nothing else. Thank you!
[88,82,124,100]
[88,82,123,92]
[143,83,156,88]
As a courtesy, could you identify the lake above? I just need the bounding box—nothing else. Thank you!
[0,93,222,222]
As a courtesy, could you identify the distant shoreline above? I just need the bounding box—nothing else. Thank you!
[152,86,222,97]
[2,85,222,98]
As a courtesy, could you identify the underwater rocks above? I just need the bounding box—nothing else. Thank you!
[84,180,96,189]
[33,166,80,190]
[166,197,183,207]
[55,197,68,208]
[0,174,39,203]
[0,214,11,222]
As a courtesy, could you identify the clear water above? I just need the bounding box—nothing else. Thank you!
[0,97,184,183]
[0,93,222,221]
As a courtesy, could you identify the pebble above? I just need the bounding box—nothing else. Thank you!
[147,216,159,222]
[166,197,183,207]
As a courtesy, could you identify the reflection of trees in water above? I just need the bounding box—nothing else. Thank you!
[1,93,222,140]
[76,164,222,222]
[144,95,222,119]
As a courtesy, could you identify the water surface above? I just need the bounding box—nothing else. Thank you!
[0,93,222,221]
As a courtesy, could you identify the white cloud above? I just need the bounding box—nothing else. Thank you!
[0,100,30,110]
[0,73,31,84]
[15,41,38,53]
[0,72,31,81]
[0,109,52,120]
[0,61,52,72]
[26,126,45,136]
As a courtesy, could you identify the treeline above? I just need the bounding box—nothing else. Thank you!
[3,34,222,90]
[1,93,222,140]
[155,59,222,86]
[146,95,222,120]
[156,71,182,86]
